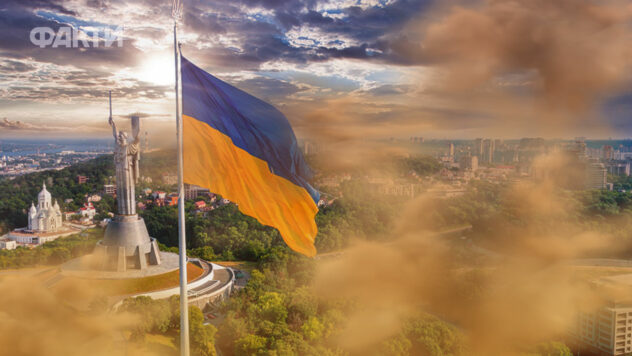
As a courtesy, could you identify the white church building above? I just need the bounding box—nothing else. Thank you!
[7,182,77,245]
[28,182,63,232]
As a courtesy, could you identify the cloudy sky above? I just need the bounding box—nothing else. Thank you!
[1,0,632,142]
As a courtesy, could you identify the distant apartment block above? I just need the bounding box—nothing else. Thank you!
[572,301,632,355]
[104,184,116,195]
[0,239,16,250]
[603,145,614,161]
[606,161,631,177]
[586,161,607,190]
[185,184,211,200]
[459,155,478,172]
[482,139,494,164]
[474,138,483,157]
[77,175,88,184]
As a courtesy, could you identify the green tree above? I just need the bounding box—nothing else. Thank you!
[189,306,217,356]
[235,334,267,356]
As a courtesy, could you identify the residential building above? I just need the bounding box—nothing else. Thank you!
[0,239,16,250]
[482,139,494,164]
[166,194,178,206]
[77,175,88,184]
[459,155,478,172]
[104,184,116,195]
[185,184,211,200]
[572,300,632,355]
[606,161,631,176]
[79,202,96,219]
[603,145,614,161]
[586,161,607,190]
[474,138,483,157]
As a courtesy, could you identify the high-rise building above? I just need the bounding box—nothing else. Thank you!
[482,139,494,164]
[606,161,631,176]
[571,299,632,355]
[603,145,614,161]
[448,143,455,159]
[586,161,607,189]
[459,155,478,171]
[474,138,483,157]
[573,139,587,157]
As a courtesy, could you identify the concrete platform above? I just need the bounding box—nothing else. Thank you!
[60,251,180,279]
[95,215,161,272]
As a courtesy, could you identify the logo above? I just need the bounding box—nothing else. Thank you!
[30,26,124,48]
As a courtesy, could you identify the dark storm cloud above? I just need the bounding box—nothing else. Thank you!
[177,0,431,70]
[233,76,304,101]
[5,81,168,101]
[2,0,76,15]
[184,11,226,35]
[0,0,143,72]
[1,0,430,77]
[0,0,437,128]
[0,60,36,73]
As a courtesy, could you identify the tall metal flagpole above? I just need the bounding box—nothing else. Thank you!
[172,0,189,355]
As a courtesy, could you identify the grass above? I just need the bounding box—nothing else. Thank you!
[53,262,205,296]
[214,260,256,272]
[125,333,178,356]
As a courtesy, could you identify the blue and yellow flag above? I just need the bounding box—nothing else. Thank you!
[181,56,319,257]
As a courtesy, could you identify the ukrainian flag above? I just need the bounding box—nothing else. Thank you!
[181,56,319,257]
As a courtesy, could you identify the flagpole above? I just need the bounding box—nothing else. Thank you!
[173,0,190,354]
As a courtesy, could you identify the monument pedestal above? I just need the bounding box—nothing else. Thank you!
[94,215,161,272]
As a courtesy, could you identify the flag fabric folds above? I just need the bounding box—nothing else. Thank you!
[180,55,319,257]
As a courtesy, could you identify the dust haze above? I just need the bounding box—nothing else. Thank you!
[306,4,632,351]
[314,164,628,354]
[0,275,170,356]
[292,0,632,149]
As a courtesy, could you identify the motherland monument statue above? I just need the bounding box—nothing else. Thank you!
[94,92,161,272]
